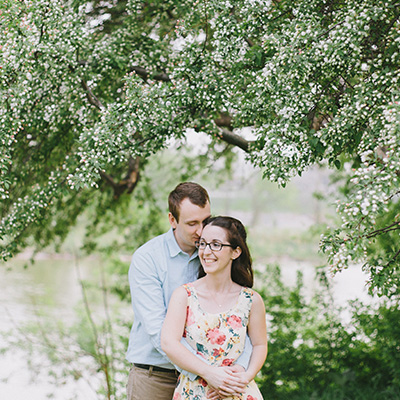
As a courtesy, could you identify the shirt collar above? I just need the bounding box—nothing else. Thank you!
[166,228,199,260]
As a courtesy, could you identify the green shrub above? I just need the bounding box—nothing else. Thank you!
[256,265,400,400]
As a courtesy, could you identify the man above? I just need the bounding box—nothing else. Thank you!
[126,182,250,400]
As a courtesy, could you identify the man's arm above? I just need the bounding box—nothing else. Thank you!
[130,249,201,380]
[207,334,253,399]
[129,249,169,361]
[234,334,253,370]
[178,338,211,379]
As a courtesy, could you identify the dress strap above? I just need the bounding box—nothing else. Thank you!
[237,287,254,324]
[182,283,194,297]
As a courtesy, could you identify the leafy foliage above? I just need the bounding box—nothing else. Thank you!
[4,262,399,399]
[257,265,400,399]
[1,1,400,295]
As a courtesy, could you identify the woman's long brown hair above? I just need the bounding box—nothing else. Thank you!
[198,216,254,288]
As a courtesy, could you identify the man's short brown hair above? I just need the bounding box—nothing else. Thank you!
[168,182,210,222]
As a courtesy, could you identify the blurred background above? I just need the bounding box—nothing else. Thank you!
[1,148,378,399]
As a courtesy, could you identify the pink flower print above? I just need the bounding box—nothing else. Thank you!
[222,359,234,366]
[212,347,224,357]
[173,393,182,400]
[246,396,257,400]
[196,351,207,359]
[227,315,242,329]
[207,328,226,345]
[198,377,208,387]
[186,306,195,326]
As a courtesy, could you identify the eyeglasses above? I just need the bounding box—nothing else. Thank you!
[195,240,235,252]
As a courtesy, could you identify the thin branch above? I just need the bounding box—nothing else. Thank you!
[339,74,355,90]
[4,307,36,345]
[31,299,58,351]
[191,0,210,66]
[81,79,105,110]
[202,0,209,55]
[389,247,400,264]
[100,263,115,399]
[387,190,400,201]
[316,20,345,40]
[366,221,400,239]
[245,37,255,47]
[373,246,400,275]
[267,9,292,23]
[74,255,101,353]
[130,66,171,82]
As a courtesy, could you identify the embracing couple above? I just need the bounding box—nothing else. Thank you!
[126,182,268,400]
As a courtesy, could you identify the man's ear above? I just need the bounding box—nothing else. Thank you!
[168,212,177,230]
[232,247,242,260]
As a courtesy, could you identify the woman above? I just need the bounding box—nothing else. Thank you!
[161,216,267,400]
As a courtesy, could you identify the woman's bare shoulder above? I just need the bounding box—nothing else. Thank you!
[247,289,265,309]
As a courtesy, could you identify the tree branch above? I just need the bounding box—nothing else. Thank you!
[81,79,105,110]
[121,156,141,194]
[214,114,233,129]
[366,221,400,239]
[217,128,252,153]
[130,66,171,82]
[316,20,345,40]
[99,156,140,198]
[389,247,400,263]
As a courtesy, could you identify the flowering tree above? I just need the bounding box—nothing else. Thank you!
[1,0,399,296]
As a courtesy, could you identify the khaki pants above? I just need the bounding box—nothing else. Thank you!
[127,364,179,400]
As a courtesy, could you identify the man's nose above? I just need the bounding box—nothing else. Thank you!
[195,225,202,237]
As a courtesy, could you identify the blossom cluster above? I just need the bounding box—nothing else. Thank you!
[119,0,400,294]
[321,100,400,295]
[2,0,400,296]
[0,173,60,260]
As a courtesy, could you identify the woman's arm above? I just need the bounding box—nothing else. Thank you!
[240,291,268,382]
[161,286,247,394]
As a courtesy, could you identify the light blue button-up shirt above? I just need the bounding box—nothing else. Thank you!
[126,228,200,368]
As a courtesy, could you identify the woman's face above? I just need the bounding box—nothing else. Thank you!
[199,224,241,275]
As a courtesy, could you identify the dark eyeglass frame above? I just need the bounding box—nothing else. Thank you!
[195,240,235,252]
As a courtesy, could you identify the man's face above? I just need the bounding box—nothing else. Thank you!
[169,198,211,255]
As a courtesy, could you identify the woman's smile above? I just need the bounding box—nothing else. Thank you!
[202,256,217,266]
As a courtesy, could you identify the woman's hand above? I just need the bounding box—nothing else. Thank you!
[203,365,248,398]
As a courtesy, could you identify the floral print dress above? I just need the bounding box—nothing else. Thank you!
[172,283,263,400]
